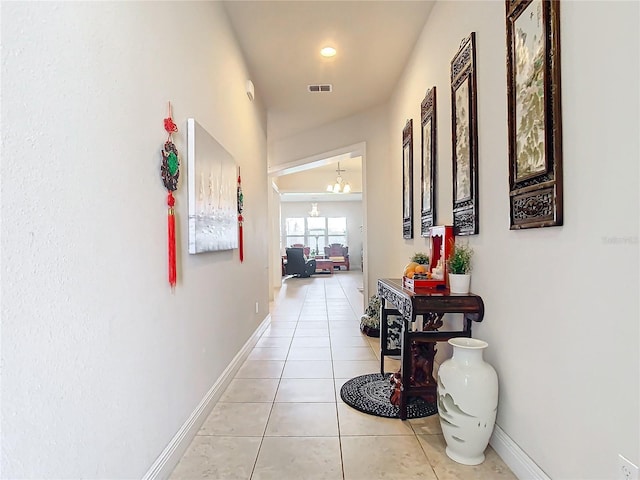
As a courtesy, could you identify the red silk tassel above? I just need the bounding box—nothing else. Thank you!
[237,168,244,263]
[238,215,244,263]
[167,192,177,288]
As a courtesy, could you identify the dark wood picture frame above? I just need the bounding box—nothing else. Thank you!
[402,119,413,239]
[506,0,563,229]
[451,32,479,236]
[420,87,437,236]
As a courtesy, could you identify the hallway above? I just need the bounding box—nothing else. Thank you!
[169,271,516,479]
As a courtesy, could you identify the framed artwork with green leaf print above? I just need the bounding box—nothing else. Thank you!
[506,0,563,229]
[451,33,479,236]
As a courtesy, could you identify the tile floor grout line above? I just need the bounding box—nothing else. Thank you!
[171,272,517,479]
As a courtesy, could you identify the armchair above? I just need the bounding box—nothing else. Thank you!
[290,243,311,257]
[323,244,350,271]
[285,247,316,278]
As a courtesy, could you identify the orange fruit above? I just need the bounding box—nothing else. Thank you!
[414,264,427,274]
[403,262,419,276]
[406,271,415,279]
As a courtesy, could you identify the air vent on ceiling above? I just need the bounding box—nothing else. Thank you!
[308,84,333,93]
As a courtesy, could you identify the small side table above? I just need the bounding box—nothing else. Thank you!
[377,278,485,420]
[315,258,333,274]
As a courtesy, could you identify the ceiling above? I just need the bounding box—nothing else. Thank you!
[223,0,435,142]
[276,156,363,201]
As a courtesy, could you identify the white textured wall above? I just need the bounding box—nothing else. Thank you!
[389,1,639,479]
[1,2,268,478]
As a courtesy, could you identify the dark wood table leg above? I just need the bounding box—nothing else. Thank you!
[399,317,411,420]
[379,305,387,375]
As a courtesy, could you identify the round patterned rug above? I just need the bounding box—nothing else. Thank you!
[340,372,438,419]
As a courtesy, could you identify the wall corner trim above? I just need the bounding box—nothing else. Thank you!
[142,314,272,480]
[490,424,551,480]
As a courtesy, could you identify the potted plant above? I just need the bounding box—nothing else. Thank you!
[446,242,474,293]
[360,295,381,337]
[411,252,429,265]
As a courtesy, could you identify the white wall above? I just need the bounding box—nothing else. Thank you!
[1,2,268,478]
[280,201,363,270]
[389,1,639,479]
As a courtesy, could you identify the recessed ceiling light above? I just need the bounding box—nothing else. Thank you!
[320,47,336,58]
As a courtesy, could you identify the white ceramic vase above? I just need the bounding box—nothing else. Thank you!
[437,337,498,465]
[448,273,471,294]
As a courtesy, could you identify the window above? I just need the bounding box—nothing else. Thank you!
[284,216,347,255]
[284,217,305,247]
[327,217,347,245]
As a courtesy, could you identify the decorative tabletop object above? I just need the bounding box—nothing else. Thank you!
[437,338,498,465]
[160,102,180,289]
[446,241,474,294]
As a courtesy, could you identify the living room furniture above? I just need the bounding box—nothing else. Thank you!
[290,243,311,257]
[377,278,485,420]
[315,258,333,274]
[324,244,349,270]
[285,247,316,278]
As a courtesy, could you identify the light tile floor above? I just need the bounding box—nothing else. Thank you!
[170,271,517,480]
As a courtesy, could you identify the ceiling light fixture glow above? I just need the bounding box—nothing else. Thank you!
[320,46,337,58]
[326,162,351,194]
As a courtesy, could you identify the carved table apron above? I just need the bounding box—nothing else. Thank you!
[377,278,485,420]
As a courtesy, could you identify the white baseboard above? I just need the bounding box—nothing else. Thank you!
[490,424,551,480]
[142,314,272,480]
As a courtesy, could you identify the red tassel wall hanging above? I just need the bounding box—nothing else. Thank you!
[237,167,244,262]
[160,102,180,289]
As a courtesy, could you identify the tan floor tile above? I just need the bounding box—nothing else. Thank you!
[337,403,414,436]
[265,402,338,436]
[219,379,279,403]
[252,437,342,480]
[298,312,328,319]
[287,346,331,361]
[275,378,336,402]
[341,435,437,479]
[248,347,289,361]
[330,336,370,347]
[255,336,292,348]
[332,360,380,378]
[261,327,295,338]
[264,321,297,330]
[331,346,377,361]
[235,360,285,379]
[282,360,334,379]
[384,357,402,373]
[409,413,443,435]
[334,378,349,403]
[328,314,357,321]
[295,321,329,329]
[291,336,331,348]
[294,328,330,337]
[198,402,271,436]
[269,315,299,322]
[417,434,518,480]
[330,325,364,337]
[172,273,515,480]
[169,436,260,479]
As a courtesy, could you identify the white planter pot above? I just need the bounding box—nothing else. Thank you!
[437,337,498,465]
[448,273,471,294]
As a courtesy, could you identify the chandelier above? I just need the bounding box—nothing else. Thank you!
[326,162,351,193]
[308,202,320,217]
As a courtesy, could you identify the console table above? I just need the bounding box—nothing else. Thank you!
[377,278,485,420]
